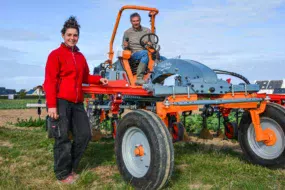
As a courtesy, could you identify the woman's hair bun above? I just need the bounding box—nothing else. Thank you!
[61,16,80,35]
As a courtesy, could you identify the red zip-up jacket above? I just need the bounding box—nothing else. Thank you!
[43,43,102,108]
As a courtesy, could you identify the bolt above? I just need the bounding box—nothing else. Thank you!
[209,87,215,93]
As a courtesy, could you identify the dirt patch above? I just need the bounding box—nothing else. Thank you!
[0,140,13,148]
[0,156,3,165]
[91,165,118,183]
[189,184,213,189]
[0,109,46,127]
[187,136,241,153]
[176,164,189,171]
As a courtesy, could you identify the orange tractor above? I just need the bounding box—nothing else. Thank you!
[83,6,285,189]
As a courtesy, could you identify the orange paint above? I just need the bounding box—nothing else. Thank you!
[100,110,106,123]
[156,95,198,121]
[134,145,145,157]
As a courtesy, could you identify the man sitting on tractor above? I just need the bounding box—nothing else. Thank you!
[122,12,166,85]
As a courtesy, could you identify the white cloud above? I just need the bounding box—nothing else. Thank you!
[0,76,44,91]
[161,0,285,27]
[0,46,26,60]
[0,60,44,78]
[0,29,50,41]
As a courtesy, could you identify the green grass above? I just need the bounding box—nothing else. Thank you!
[8,117,46,128]
[0,126,284,190]
[0,99,45,109]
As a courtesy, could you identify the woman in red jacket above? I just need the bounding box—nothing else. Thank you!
[44,16,108,184]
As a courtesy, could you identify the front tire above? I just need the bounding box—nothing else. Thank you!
[115,110,174,189]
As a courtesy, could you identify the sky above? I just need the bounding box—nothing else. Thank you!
[0,0,284,91]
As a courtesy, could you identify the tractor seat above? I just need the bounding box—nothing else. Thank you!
[117,50,148,75]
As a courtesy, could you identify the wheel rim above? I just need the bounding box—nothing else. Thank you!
[247,117,285,160]
[122,127,151,178]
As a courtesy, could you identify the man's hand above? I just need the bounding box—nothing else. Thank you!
[123,41,129,48]
[100,78,108,85]
[48,108,59,120]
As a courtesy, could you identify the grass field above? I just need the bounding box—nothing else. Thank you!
[0,99,45,110]
[1,125,284,190]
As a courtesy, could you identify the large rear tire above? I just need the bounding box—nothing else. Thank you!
[239,103,285,168]
[115,110,174,189]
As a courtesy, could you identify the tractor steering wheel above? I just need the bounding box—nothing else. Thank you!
[139,33,159,51]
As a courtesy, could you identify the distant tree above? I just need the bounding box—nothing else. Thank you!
[18,89,26,94]
[19,90,26,99]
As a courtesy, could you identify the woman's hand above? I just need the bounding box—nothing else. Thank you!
[48,108,59,120]
[100,78,108,85]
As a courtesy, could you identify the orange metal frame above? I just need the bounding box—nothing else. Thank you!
[108,5,158,64]
[82,5,275,146]
[106,5,158,85]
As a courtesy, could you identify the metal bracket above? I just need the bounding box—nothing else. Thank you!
[231,84,235,97]
[187,86,190,99]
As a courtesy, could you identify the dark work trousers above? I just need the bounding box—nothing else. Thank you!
[54,98,91,180]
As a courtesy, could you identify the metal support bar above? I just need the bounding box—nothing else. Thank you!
[88,104,138,110]
[249,102,276,146]
[187,86,190,99]
[172,98,263,106]
[26,104,46,108]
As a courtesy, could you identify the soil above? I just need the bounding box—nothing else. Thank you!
[0,109,46,127]
[0,109,240,151]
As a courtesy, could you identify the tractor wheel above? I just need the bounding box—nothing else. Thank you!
[225,122,238,140]
[169,122,185,142]
[239,103,285,168]
[115,110,174,190]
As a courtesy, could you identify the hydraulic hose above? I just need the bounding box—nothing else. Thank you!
[213,69,250,84]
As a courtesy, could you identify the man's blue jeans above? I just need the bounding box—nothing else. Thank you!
[130,50,167,65]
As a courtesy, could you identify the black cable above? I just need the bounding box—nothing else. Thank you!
[213,69,250,84]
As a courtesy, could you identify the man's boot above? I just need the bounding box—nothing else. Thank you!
[135,62,147,85]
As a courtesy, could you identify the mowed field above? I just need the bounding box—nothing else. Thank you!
[0,101,284,189]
